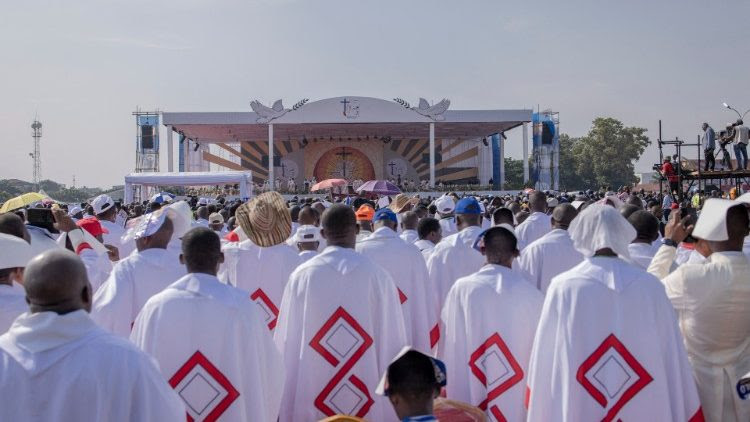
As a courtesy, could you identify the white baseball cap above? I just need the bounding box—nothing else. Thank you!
[435,196,455,214]
[91,194,114,215]
[294,225,321,243]
[0,233,34,269]
[209,213,224,224]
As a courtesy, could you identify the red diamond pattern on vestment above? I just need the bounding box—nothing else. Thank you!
[169,350,240,422]
[397,288,407,304]
[576,333,653,422]
[309,306,374,418]
[250,288,279,330]
[468,333,524,422]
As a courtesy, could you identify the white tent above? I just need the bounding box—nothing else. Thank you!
[124,171,253,204]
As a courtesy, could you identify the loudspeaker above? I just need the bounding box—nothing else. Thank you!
[262,155,282,167]
[141,125,154,150]
[541,121,554,145]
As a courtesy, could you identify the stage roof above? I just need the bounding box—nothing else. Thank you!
[162,96,532,142]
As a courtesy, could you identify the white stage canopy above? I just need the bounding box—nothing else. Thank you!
[124,171,253,203]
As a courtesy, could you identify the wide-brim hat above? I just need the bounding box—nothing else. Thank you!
[390,194,418,213]
[235,191,291,247]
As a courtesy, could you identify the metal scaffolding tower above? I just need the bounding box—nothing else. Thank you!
[30,118,42,189]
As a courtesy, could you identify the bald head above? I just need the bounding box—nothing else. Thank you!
[551,203,578,230]
[24,249,91,314]
[493,208,514,226]
[0,212,30,243]
[321,204,356,248]
[401,211,418,231]
[196,206,209,221]
[529,191,547,213]
[627,210,659,244]
[299,205,320,226]
[482,226,519,267]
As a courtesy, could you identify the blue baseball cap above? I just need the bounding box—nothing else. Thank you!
[455,197,482,214]
[373,208,398,224]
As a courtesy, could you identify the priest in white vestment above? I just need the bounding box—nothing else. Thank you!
[415,217,442,261]
[515,191,551,249]
[92,211,186,337]
[0,233,34,332]
[0,249,184,421]
[626,210,661,269]
[526,204,704,421]
[517,203,583,294]
[220,192,301,331]
[132,227,284,422]
[648,199,750,422]
[427,197,486,313]
[357,208,438,353]
[441,225,543,421]
[92,194,135,258]
[435,196,458,237]
[274,205,407,421]
[399,211,420,244]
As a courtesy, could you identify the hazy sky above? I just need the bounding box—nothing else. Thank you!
[2,0,749,188]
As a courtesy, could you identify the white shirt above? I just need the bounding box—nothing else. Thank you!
[515,212,551,250]
[438,216,457,238]
[298,249,318,263]
[440,264,543,420]
[0,310,184,421]
[414,239,436,261]
[400,229,419,244]
[99,220,135,258]
[274,246,407,421]
[0,283,27,334]
[132,273,284,422]
[91,248,186,338]
[627,241,659,269]
[517,229,583,294]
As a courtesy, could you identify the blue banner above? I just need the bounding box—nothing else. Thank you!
[491,133,501,190]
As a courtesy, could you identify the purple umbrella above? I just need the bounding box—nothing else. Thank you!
[356,180,402,196]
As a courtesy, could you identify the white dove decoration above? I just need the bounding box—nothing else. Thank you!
[250,99,290,123]
[412,98,451,121]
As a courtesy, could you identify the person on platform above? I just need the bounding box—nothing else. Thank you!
[400,211,420,244]
[0,249,184,421]
[376,348,447,422]
[132,227,284,421]
[293,224,321,263]
[702,122,716,171]
[427,197,486,317]
[355,204,375,243]
[440,225,543,421]
[415,217,442,260]
[357,208,437,353]
[0,233,34,333]
[661,157,679,196]
[517,203,582,294]
[221,192,301,331]
[435,196,457,237]
[648,199,750,421]
[734,119,749,170]
[720,123,736,170]
[515,191,551,249]
[92,194,133,258]
[274,205,407,421]
[525,204,703,421]
[91,210,185,338]
[626,210,661,269]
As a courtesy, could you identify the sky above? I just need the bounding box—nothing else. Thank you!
[1,0,749,188]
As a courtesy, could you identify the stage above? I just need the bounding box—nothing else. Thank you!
[162,96,532,189]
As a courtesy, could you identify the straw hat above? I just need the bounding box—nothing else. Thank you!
[390,194,418,214]
[235,192,291,247]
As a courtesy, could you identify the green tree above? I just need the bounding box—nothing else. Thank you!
[562,118,649,190]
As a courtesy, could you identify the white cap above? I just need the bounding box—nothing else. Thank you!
[547,198,559,208]
[569,204,635,259]
[91,194,114,215]
[736,192,750,205]
[209,213,224,224]
[435,196,455,214]
[197,197,210,206]
[0,233,34,269]
[67,205,83,217]
[693,198,744,241]
[123,210,170,242]
[294,225,321,243]
[571,200,585,210]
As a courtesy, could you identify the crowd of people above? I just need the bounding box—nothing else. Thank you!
[0,185,749,421]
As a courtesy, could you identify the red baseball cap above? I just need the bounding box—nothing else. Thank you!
[76,217,109,237]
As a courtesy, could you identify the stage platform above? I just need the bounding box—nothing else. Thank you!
[683,169,750,180]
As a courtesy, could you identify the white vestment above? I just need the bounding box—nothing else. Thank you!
[25,225,61,260]
[100,219,135,258]
[400,229,419,244]
[92,248,186,337]
[650,246,750,422]
[515,212,551,250]
[357,227,438,352]
[440,264,543,421]
[0,283,27,333]
[274,246,407,421]
[132,273,284,422]
[299,249,318,263]
[427,226,485,311]
[79,248,112,293]
[355,229,372,244]
[526,257,704,421]
[414,239,436,261]
[628,241,659,269]
[517,228,583,294]
[439,216,457,237]
[220,240,302,331]
[0,310,184,421]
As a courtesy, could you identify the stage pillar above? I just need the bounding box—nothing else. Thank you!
[523,122,529,184]
[268,124,274,187]
[166,125,174,172]
[500,134,506,190]
[429,122,435,187]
